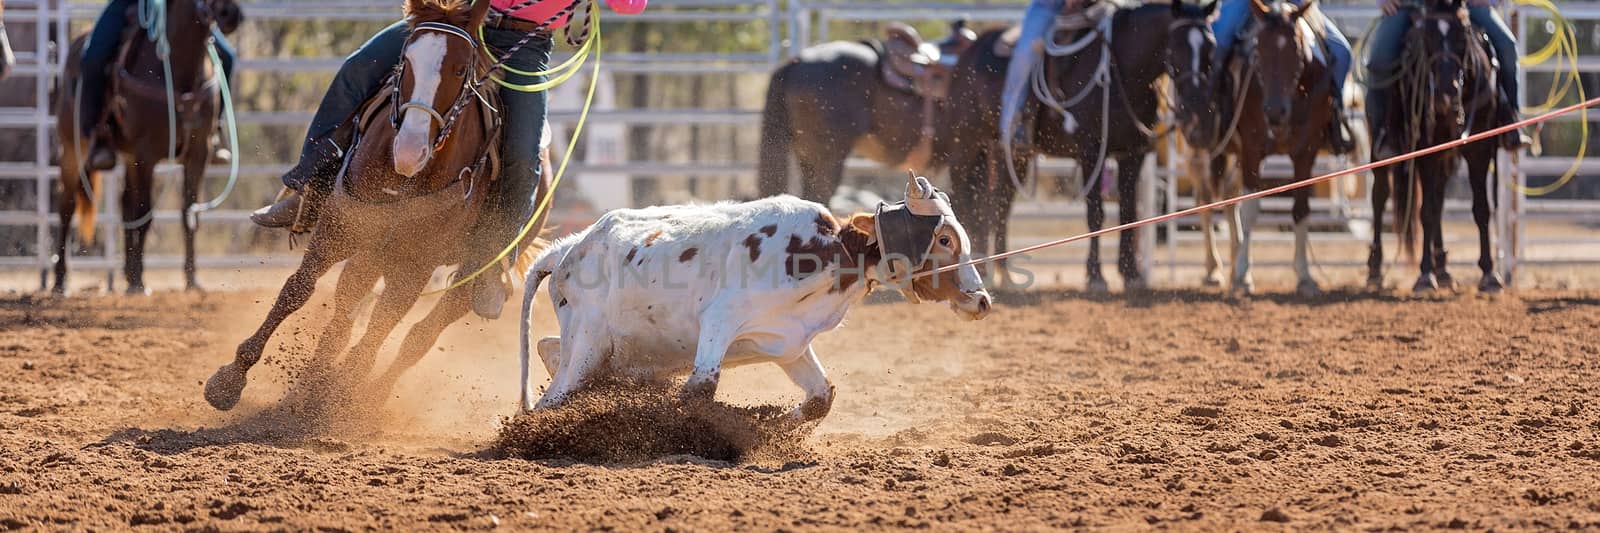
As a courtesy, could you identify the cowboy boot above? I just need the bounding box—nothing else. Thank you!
[1326,83,1353,155]
[470,259,513,320]
[1496,94,1531,152]
[250,125,350,228]
[85,125,117,171]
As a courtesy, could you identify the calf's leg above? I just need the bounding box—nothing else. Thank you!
[778,346,834,421]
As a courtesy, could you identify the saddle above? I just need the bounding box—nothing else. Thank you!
[878,21,976,97]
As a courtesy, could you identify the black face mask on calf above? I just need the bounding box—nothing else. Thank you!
[873,174,955,301]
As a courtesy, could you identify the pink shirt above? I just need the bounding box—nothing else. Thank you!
[491,0,646,28]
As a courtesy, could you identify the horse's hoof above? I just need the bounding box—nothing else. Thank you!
[1436,272,1457,291]
[1085,278,1110,294]
[1412,274,1438,294]
[1231,276,1255,296]
[1365,276,1384,292]
[185,282,206,294]
[204,363,248,411]
[1479,274,1505,293]
[1123,276,1150,292]
[1296,279,1323,297]
[125,284,150,296]
[1201,274,1224,288]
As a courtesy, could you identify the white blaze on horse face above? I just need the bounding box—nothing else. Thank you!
[394,33,447,178]
[1437,20,1450,38]
[1188,28,1203,87]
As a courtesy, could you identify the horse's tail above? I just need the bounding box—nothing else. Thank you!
[75,170,101,245]
[757,63,794,198]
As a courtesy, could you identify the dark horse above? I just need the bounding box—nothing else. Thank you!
[758,21,976,202]
[943,3,1186,291]
[1190,0,1339,295]
[53,0,242,294]
[204,0,549,412]
[1366,0,1502,293]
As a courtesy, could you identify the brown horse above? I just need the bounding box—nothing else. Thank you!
[942,3,1181,291]
[53,0,242,294]
[757,21,976,202]
[203,0,543,411]
[1366,0,1501,293]
[1203,0,1337,295]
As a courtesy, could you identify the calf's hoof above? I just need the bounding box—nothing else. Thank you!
[1479,273,1505,293]
[204,363,248,411]
[679,376,718,403]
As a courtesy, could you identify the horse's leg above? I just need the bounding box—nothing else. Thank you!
[53,160,79,296]
[367,286,473,406]
[1366,165,1391,291]
[1292,155,1321,296]
[1115,153,1146,291]
[993,147,1024,288]
[291,256,382,400]
[121,162,155,295]
[335,264,431,391]
[1428,170,1455,291]
[1467,148,1501,292]
[950,147,993,273]
[1084,158,1108,294]
[204,229,353,411]
[1412,166,1441,293]
[1231,154,1261,295]
[1198,157,1224,288]
[178,148,207,291]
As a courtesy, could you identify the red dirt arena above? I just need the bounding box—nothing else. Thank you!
[2,276,1598,530]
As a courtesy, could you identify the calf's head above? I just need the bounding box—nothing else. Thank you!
[865,171,990,320]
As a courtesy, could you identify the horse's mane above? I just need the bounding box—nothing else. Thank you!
[405,0,474,28]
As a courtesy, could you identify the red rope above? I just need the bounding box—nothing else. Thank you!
[929,95,1600,277]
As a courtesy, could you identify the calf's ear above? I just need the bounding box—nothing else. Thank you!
[850,214,877,243]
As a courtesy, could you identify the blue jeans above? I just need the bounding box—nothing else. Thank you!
[289,20,552,257]
[79,0,237,132]
[1366,6,1519,125]
[1213,0,1351,96]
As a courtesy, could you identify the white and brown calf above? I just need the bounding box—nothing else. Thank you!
[519,174,990,420]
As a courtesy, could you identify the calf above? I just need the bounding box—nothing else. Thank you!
[519,173,991,420]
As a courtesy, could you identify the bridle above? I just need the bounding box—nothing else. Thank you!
[388,21,494,153]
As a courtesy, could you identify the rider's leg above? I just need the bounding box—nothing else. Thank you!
[1469,5,1525,148]
[1209,0,1247,66]
[1363,13,1409,155]
[1322,17,1354,153]
[252,21,411,228]
[79,0,136,171]
[463,28,554,319]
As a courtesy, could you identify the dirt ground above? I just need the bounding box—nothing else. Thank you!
[2,283,1599,530]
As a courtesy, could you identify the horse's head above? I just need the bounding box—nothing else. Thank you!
[1415,0,1473,126]
[1167,0,1219,148]
[201,0,244,34]
[1248,0,1316,131]
[392,0,492,178]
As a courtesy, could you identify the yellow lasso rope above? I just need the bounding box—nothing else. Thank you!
[427,13,601,296]
[1512,0,1584,196]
